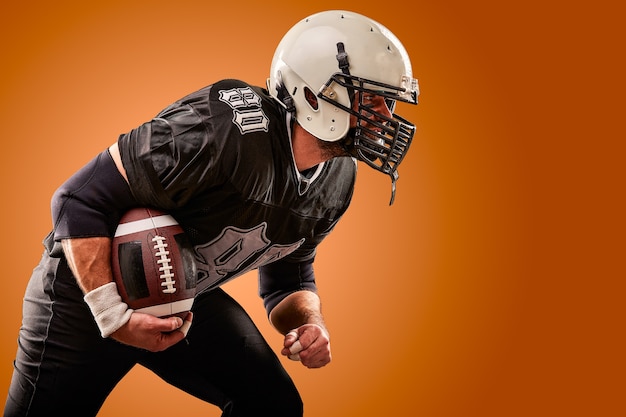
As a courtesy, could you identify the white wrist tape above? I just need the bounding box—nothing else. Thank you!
[83,282,133,338]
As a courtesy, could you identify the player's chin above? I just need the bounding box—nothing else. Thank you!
[318,137,351,160]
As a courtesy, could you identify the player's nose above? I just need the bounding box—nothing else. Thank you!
[369,96,393,121]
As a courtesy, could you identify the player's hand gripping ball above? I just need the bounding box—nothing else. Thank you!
[111,207,197,319]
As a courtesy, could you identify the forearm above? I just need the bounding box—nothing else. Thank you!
[62,236,138,338]
[269,290,326,335]
[62,237,114,294]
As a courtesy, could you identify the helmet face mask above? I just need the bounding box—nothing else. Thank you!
[319,73,417,179]
[268,10,420,204]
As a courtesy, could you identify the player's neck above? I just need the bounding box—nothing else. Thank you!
[291,123,348,172]
[291,123,327,172]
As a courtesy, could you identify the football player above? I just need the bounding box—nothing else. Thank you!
[5,10,419,417]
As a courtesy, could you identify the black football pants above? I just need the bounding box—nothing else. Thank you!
[4,250,303,416]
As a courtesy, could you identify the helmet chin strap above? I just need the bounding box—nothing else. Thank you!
[335,42,356,106]
[389,171,398,206]
[336,42,399,206]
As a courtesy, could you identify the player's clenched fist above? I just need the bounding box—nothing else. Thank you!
[282,324,331,368]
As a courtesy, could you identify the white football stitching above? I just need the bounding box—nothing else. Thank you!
[152,235,176,294]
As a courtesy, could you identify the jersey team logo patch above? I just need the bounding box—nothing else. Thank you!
[219,87,269,134]
[194,222,304,292]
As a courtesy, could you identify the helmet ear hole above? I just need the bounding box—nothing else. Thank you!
[303,87,319,111]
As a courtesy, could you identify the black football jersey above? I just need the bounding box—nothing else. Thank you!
[117,79,356,294]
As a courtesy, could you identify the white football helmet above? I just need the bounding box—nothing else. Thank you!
[268,10,419,203]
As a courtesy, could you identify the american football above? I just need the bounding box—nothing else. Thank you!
[111,207,197,319]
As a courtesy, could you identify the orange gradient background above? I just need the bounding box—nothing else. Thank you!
[0,1,623,416]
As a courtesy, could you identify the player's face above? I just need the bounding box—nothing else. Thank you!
[349,92,394,129]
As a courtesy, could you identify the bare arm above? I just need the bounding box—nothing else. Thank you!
[269,290,326,334]
[62,237,114,293]
[270,291,332,368]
